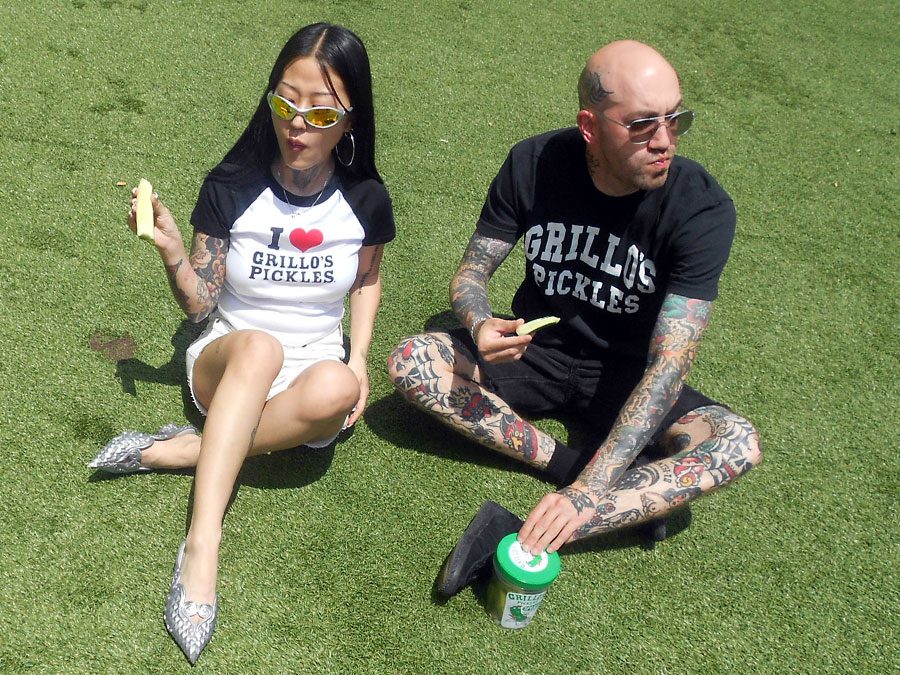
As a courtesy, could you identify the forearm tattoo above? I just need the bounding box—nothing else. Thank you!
[166,232,228,322]
[574,406,758,538]
[164,259,190,312]
[389,333,553,464]
[559,486,596,515]
[450,233,514,332]
[590,493,643,530]
[579,294,711,497]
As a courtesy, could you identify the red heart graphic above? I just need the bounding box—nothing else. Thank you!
[289,228,324,252]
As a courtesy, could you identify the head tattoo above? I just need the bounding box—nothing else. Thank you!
[578,70,613,108]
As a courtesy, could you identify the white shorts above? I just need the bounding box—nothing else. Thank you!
[185,316,346,448]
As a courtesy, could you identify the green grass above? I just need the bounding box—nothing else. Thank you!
[1,0,897,672]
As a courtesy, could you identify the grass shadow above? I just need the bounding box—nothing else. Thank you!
[238,442,338,490]
[364,391,548,483]
[114,318,208,428]
[86,466,192,483]
[560,507,694,556]
[422,309,462,332]
[88,438,338,526]
[180,442,337,535]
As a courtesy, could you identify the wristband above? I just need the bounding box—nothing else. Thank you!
[469,318,488,343]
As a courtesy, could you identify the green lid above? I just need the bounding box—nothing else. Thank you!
[494,532,561,590]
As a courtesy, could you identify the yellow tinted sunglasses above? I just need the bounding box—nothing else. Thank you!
[267,91,351,129]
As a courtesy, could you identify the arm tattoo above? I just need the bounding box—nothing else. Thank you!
[350,245,383,294]
[178,232,228,322]
[164,259,191,311]
[614,460,671,492]
[580,294,712,496]
[559,486,596,515]
[450,233,514,332]
[582,493,643,532]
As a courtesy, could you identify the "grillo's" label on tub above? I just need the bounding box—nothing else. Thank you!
[500,590,547,628]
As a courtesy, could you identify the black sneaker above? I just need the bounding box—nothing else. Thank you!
[435,500,524,598]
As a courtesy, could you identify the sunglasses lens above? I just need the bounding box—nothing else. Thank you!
[628,118,658,143]
[673,110,693,136]
[626,110,695,143]
[304,107,342,128]
[269,95,296,120]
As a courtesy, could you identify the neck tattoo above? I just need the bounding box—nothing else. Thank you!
[277,165,333,213]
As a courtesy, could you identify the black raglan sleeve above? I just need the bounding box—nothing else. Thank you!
[189,167,245,239]
[343,178,396,246]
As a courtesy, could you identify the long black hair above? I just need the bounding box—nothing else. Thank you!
[221,23,382,183]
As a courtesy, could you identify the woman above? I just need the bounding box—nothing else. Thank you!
[88,23,394,664]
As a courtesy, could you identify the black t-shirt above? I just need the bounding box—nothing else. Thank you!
[476,127,735,361]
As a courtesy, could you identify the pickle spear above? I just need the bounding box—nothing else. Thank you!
[135,178,155,243]
[515,316,560,336]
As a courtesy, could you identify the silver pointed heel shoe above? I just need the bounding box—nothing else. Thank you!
[164,540,218,665]
[87,423,198,474]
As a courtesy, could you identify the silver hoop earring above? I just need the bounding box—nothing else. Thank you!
[335,131,356,167]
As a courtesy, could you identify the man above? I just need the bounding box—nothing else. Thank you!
[388,40,761,598]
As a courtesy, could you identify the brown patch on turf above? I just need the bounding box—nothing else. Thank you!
[89,333,136,362]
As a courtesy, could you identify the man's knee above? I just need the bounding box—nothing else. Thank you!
[709,406,762,473]
[667,405,762,478]
[741,418,763,469]
[387,332,451,389]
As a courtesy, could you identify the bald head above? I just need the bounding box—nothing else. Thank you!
[577,40,679,111]
[575,41,685,195]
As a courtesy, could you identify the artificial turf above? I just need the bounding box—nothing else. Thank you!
[0,0,896,672]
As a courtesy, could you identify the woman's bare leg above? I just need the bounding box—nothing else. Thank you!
[163,333,360,613]
[142,360,360,468]
[175,330,283,609]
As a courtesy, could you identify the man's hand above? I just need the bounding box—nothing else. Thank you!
[518,483,597,554]
[473,317,532,363]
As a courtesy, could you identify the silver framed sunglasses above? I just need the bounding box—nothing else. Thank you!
[266,91,352,129]
[602,109,695,144]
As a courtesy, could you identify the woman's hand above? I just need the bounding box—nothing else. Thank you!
[345,354,369,428]
[128,186,183,256]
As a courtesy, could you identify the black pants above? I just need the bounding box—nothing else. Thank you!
[449,328,721,469]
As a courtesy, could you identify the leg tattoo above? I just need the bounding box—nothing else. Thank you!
[572,406,760,541]
[388,334,555,467]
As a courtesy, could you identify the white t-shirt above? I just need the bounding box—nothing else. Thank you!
[190,163,395,347]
